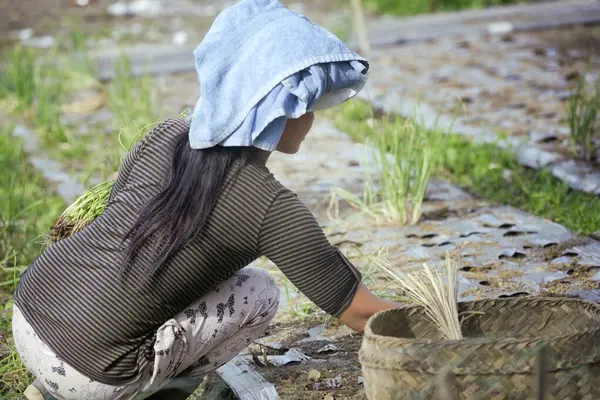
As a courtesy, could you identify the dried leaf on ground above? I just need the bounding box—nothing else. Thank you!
[308,369,322,381]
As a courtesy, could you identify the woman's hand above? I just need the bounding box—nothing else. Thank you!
[338,283,405,332]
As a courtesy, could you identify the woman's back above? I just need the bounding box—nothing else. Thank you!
[13,119,290,383]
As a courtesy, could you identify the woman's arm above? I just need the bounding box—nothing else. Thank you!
[338,283,404,332]
[258,190,405,327]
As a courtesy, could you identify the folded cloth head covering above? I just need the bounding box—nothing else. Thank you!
[189,0,369,151]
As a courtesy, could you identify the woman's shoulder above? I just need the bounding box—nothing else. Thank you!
[228,162,293,205]
[240,162,287,189]
[127,118,190,162]
[144,118,190,146]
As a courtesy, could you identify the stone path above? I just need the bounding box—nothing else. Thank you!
[361,0,600,47]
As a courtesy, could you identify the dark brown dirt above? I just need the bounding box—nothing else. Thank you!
[528,237,590,262]
[260,333,366,400]
[241,321,368,399]
[529,25,600,64]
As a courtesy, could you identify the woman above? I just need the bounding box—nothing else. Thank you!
[13,1,403,399]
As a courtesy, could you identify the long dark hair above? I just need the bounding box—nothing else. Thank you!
[121,131,252,277]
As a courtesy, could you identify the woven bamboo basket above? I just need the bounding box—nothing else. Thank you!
[359,297,600,400]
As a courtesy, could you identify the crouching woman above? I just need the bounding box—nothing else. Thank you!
[12,1,403,399]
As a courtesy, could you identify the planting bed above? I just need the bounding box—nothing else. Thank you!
[360,23,600,194]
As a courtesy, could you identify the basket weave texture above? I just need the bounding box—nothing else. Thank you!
[359,297,600,400]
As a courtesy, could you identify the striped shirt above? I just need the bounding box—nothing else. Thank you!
[14,119,361,385]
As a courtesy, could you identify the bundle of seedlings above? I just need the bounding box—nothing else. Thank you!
[48,111,191,244]
[328,111,448,227]
[49,180,113,243]
[374,251,463,340]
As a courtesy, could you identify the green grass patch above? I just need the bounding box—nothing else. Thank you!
[0,123,65,396]
[0,347,30,398]
[329,114,447,225]
[362,0,523,16]
[108,54,158,172]
[330,100,600,235]
[0,44,98,147]
[0,38,159,181]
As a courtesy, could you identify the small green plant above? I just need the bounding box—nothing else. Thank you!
[0,346,31,397]
[0,50,33,116]
[567,76,600,162]
[279,279,326,322]
[375,115,447,225]
[329,110,447,226]
[0,44,98,146]
[333,99,600,235]
[66,30,96,77]
[35,58,69,144]
[0,46,37,107]
[49,181,113,244]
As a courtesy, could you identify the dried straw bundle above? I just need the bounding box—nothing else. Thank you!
[374,252,463,340]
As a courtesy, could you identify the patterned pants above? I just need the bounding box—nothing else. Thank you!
[12,267,280,400]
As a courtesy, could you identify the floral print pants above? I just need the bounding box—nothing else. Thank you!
[12,267,280,400]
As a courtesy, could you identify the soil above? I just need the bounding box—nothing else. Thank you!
[1,0,70,36]
[254,322,367,400]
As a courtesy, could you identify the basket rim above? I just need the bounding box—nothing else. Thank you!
[364,296,600,347]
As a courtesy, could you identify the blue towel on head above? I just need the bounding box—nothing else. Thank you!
[189,0,369,151]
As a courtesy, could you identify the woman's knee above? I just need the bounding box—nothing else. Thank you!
[237,267,280,318]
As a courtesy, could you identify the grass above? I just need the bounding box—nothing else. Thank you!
[331,100,600,235]
[0,43,99,147]
[35,54,71,144]
[0,39,159,182]
[567,75,600,162]
[362,0,523,16]
[0,46,37,107]
[0,123,65,396]
[328,110,447,226]
[108,54,158,172]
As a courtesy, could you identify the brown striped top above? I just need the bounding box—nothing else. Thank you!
[14,119,361,385]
